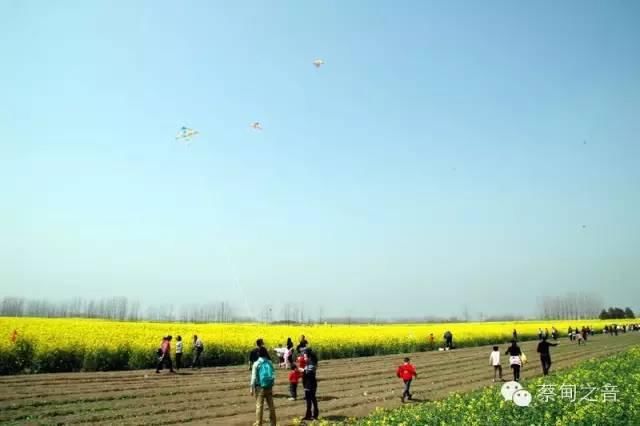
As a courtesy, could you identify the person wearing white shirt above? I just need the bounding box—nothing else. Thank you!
[175,336,184,370]
[489,346,502,382]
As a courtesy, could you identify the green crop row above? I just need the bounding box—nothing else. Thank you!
[330,346,640,426]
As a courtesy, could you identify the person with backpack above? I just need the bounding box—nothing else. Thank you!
[250,346,277,426]
[192,335,204,369]
[396,357,417,402]
[156,336,175,374]
[249,338,265,370]
[299,348,319,420]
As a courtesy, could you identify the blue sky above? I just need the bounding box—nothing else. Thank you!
[2,1,639,318]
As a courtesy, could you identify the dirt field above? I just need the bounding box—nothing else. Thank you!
[1,333,638,425]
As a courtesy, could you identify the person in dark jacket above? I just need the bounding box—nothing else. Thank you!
[296,335,308,353]
[443,331,453,349]
[249,338,265,370]
[505,340,522,381]
[537,336,558,375]
[192,335,204,369]
[298,348,319,421]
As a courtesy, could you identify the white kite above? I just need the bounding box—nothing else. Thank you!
[312,59,325,68]
[175,126,199,144]
[250,121,263,130]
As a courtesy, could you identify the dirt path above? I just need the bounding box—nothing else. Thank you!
[0,333,638,425]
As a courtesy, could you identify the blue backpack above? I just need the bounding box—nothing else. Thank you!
[258,359,275,388]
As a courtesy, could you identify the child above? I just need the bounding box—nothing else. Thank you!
[396,357,417,403]
[288,363,302,400]
[296,352,306,370]
[576,331,584,345]
[489,346,502,382]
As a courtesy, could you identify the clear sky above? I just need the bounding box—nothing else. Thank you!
[2,1,639,319]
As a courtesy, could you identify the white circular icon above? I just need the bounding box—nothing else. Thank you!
[512,389,532,407]
[501,381,522,400]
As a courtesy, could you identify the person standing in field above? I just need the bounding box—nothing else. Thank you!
[505,340,522,381]
[175,335,183,371]
[443,331,453,350]
[299,348,319,420]
[288,363,302,400]
[581,326,588,342]
[538,328,543,340]
[489,346,502,382]
[576,330,584,345]
[192,335,204,369]
[296,350,306,371]
[249,338,265,370]
[512,329,518,342]
[250,346,277,426]
[296,335,309,353]
[156,335,175,374]
[551,327,558,341]
[285,337,294,367]
[428,333,435,350]
[537,336,558,376]
[568,326,573,341]
[396,357,418,402]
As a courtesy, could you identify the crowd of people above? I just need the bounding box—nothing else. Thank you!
[155,334,203,373]
[150,324,639,423]
[249,335,318,425]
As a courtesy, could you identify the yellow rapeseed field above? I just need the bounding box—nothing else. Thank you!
[0,317,636,373]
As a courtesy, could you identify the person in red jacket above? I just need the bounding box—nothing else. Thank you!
[288,363,302,400]
[156,335,175,373]
[296,352,306,370]
[396,357,417,402]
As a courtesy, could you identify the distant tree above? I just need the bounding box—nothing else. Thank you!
[599,309,609,320]
[624,307,635,319]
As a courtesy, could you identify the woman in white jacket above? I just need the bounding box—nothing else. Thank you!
[504,340,523,381]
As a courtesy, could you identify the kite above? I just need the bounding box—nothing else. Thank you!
[175,126,199,144]
[312,59,325,68]
[250,122,263,130]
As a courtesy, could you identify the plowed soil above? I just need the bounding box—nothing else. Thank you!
[1,333,638,425]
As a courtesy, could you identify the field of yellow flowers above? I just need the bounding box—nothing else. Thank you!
[0,317,636,374]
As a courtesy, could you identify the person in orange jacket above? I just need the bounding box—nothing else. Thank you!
[396,357,417,402]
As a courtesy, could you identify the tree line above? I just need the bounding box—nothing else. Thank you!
[599,307,635,320]
[537,293,604,320]
[0,297,246,323]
